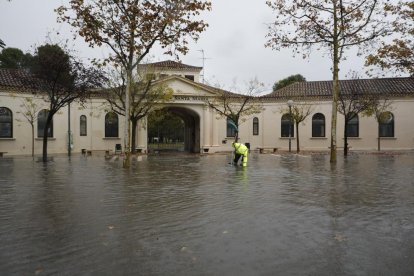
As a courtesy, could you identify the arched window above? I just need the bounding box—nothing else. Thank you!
[37,109,53,138]
[226,118,237,137]
[379,111,394,137]
[80,115,87,136]
[0,107,13,138]
[281,114,294,137]
[105,112,119,138]
[346,113,359,137]
[253,117,259,136]
[312,113,325,137]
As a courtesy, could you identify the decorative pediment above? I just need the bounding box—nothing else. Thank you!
[154,75,220,98]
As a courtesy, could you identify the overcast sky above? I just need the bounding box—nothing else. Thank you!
[1,0,381,93]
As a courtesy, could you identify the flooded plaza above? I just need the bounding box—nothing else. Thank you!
[1,152,414,275]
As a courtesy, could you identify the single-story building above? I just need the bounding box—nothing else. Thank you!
[1,61,413,156]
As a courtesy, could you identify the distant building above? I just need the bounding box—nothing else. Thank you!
[1,61,413,156]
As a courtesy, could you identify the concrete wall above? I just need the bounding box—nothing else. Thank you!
[0,93,124,155]
[1,82,414,156]
[216,99,414,152]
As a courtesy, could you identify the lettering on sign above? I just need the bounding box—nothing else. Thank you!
[174,96,207,101]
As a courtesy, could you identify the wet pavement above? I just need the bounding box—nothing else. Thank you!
[0,152,414,275]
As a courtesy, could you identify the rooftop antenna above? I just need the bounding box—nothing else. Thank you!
[198,49,211,84]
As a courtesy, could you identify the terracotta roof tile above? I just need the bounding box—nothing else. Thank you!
[141,60,202,71]
[193,80,242,97]
[264,78,414,100]
[0,68,43,93]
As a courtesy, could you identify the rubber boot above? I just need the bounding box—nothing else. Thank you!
[242,155,248,167]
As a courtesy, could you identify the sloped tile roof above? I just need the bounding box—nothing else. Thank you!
[0,68,43,93]
[0,68,104,96]
[152,74,243,97]
[264,77,414,100]
[194,80,243,97]
[141,60,202,71]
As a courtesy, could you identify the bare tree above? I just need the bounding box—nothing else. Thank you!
[105,67,173,153]
[280,102,313,153]
[363,96,393,151]
[338,75,375,156]
[16,98,42,157]
[57,0,211,167]
[206,78,264,142]
[266,0,389,162]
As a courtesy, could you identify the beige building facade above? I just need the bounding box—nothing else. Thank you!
[1,61,413,156]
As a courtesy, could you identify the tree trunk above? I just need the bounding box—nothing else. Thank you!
[31,123,34,158]
[377,122,381,151]
[123,68,132,168]
[296,122,300,153]
[234,119,239,142]
[68,103,71,157]
[131,119,138,154]
[42,115,53,162]
[330,3,340,163]
[330,75,339,163]
[344,120,348,156]
[42,134,47,162]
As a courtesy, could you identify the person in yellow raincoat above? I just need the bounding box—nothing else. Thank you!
[232,142,248,167]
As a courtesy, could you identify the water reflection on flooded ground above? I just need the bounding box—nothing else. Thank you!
[1,152,414,275]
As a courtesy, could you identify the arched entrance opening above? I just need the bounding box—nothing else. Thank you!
[147,106,200,153]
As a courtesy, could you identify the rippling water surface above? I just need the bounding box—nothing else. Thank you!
[1,153,414,275]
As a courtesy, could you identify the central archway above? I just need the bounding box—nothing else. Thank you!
[148,106,200,153]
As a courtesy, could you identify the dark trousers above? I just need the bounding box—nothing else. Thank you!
[234,153,242,164]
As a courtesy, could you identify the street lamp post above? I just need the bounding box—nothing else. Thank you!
[287,100,293,152]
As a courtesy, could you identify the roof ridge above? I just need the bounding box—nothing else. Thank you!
[285,76,413,84]
[267,77,414,98]
[141,60,202,70]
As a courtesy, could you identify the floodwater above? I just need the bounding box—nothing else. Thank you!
[1,152,414,276]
